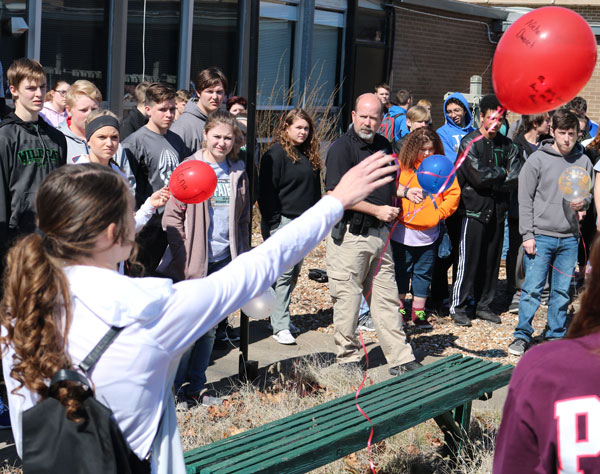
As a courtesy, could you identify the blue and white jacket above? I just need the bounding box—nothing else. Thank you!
[436,93,475,163]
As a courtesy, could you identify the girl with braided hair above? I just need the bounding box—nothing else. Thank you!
[1,149,396,470]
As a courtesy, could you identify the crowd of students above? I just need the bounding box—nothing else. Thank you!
[1,56,600,470]
[372,84,598,354]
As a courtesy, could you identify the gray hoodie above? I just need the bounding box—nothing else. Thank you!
[57,121,88,163]
[169,98,207,154]
[518,140,593,241]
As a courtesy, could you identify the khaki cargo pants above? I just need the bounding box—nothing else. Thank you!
[326,225,415,366]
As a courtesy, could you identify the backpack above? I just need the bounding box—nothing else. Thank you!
[377,112,405,143]
[22,327,151,474]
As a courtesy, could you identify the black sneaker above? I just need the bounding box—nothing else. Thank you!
[389,360,423,376]
[452,312,472,327]
[476,308,501,324]
[508,338,529,356]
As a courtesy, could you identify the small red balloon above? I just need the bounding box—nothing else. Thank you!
[492,6,597,114]
[169,160,217,204]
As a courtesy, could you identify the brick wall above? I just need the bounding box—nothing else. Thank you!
[390,5,497,128]
[393,3,600,125]
[570,6,600,22]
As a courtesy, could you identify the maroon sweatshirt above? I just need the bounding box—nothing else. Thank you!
[494,332,600,473]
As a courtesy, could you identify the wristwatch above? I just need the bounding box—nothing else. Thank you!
[403,187,409,198]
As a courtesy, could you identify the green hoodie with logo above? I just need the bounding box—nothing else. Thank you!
[0,112,67,257]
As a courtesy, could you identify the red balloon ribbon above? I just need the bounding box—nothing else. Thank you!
[356,330,377,474]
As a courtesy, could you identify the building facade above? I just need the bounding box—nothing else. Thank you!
[1,0,598,126]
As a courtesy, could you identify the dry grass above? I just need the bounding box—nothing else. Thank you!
[178,355,499,473]
[0,465,20,474]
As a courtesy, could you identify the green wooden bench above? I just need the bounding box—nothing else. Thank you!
[184,354,513,473]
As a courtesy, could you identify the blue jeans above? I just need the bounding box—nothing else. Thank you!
[174,255,232,396]
[514,235,578,342]
[391,240,437,298]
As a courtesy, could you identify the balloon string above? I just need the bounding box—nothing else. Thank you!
[393,107,505,224]
[355,219,398,474]
[356,330,376,474]
[529,228,588,279]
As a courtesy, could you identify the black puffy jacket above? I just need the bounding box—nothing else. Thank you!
[455,130,521,223]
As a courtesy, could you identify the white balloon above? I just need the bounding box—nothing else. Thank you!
[241,287,276,319]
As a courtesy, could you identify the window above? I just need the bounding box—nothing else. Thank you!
[0,0,27,96]
[353,10,388,101]
[40,0,109,97]
[309,10,344,107]
[258,18,294,106]
[258,3,298,107]
[356,13,386,44]
[124,0,180,101]
[190,0,239,92]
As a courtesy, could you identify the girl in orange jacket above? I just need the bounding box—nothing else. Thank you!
[392,127,461,328]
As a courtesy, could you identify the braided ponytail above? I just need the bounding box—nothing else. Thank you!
[0,164,134,420]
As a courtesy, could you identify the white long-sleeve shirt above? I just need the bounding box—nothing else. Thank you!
[2,195,343,462]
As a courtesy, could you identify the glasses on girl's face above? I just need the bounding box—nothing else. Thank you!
[55,90,68,96]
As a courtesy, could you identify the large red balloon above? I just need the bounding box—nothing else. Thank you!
[492,7,597,114]
[169,160,217,204]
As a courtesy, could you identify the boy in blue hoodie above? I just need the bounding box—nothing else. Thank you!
[436,93,475,163]
[428,93,476,312]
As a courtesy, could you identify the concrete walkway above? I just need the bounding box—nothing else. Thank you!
[204,317,509,413]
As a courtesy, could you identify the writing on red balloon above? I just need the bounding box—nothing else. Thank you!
[528,75,563,106]
[176,168,189,190]
[516,19,542,49]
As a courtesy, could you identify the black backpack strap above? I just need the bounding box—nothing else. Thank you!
[50,368,91,388]
[49,326,124,389]
[79,326,124,373]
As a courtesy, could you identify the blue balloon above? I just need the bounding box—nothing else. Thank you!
[416,154,456,194]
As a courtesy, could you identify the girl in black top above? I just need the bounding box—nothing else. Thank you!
[258,108,321,344]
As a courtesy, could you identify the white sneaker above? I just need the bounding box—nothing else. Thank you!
[273,329,296,345]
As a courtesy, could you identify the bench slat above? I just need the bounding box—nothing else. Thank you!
[185,355,471,463]
[200,364,511,473]
[185,356,512,473]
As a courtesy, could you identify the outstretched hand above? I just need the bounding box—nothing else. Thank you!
[329,151,398,210]
[149,186,171,208]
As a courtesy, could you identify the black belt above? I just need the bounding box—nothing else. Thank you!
[344,211,385,235]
